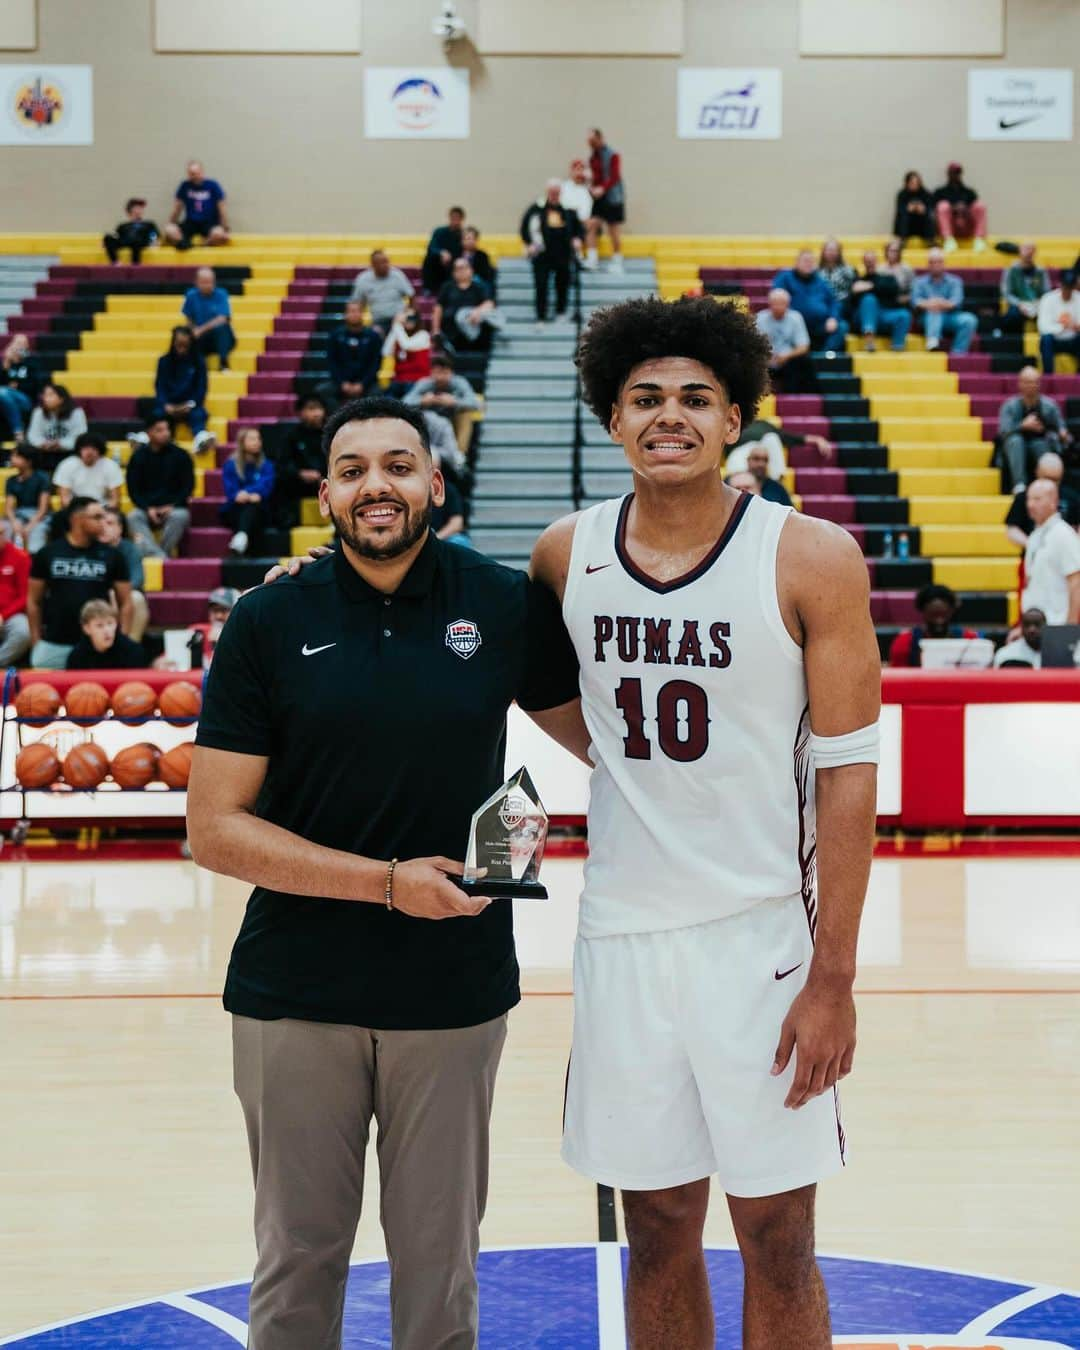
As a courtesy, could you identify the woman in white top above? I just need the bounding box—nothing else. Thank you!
[25,383,88,459]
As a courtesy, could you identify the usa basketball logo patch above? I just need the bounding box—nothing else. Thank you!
[445,619,482,660]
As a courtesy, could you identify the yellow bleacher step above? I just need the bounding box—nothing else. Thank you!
[290,525,333,554]
[851,353,948,374]
[932,557,1021,590]
[300,498,326,528]
[859,372,959,395]
[922,525,1022,557]
[142,557,164,593]
[908,496,1011,525]
[879,418,983,445]
[868,395,970,418]
[897,469,1001,497]
[888,446,992,470]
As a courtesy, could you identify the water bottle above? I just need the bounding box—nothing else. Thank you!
[897,531,910,560]
[882,530,894,559]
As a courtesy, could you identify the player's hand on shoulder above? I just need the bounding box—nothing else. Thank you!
[262,545,334,585]
[391,856,492,919]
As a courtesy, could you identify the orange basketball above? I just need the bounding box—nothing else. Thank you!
[111,681,158,721]
[61,741,110,790]
[65,682,111,722]
[15,683,62,725]
[15,742,60,789]
[158,742,193,789]
[110,742,160,789]
[159,681,202,722]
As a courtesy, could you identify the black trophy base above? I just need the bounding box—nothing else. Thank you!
[458,877,549,901]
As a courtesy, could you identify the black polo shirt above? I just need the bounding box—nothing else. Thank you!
[196,535,580,1031]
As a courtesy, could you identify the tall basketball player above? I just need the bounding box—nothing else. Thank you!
[531,296,881,1349]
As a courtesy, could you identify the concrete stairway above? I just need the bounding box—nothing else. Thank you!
[470,258,656,565]
[0,255,58,336]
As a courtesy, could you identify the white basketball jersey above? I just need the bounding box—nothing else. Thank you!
[562,492,816,939]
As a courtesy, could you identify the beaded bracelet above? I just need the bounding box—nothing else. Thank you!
[385,858,398,911]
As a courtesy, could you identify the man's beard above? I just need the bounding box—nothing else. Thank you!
[329,495,432,561]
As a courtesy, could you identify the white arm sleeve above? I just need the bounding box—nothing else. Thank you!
[810,721,880,768]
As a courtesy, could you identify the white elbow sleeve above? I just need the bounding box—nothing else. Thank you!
[810,721,880,768]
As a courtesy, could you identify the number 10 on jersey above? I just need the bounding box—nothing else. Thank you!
[614,677,710,763]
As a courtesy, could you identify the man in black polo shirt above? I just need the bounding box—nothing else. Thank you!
[27,496,133,668]
[188,397,584,1350]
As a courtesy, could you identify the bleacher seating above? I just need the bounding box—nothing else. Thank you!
[3,231,1080,661]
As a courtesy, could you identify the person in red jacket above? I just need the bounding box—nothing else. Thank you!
[0,515,32,666]
[383,307,433,397]
[888,583,979,667]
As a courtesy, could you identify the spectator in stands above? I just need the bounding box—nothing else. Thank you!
[880,239,916,307]
[584,128,626,273]
[1022,479,1080,625]
[561,159,594,226]
[182,267,236,370]
[755,288,816,393]
[744,443,793,506]
[912,249,977,353]
[998,367,1069,492]
[66,598,147,670]
[187,585,239,665]
[994,607,1046,668]
[318,301,383,409]
[221,427,275,557]
[273,396,327,525]
[772,250,847,352]
[1000,242,1047,330]
[25,384,87,459]
[422,205,466,294]
[892,171,936,243]
[53,432,123,510]
[1005,452,1080,549]
[99,504,149,641]
[851,248,912,352]
[818,238,857,318]
[888,584,979,667]
[0,516,31,666]
[103,197,159,266]
[430,454,470,547]
[521,180,583,325]
[27,496,132,669]
[164,160,230,250]
[421,409,466,482]
[725,416,833,478]
[932,162,988,254]
[432,258,496,354]
[349,250,415,335]
[144,325,215,451]
[383,308,432,398]
[461,228,497,298]
[0,334,40,442]
[1037,269,1080,373]
[725,470,761,496]
[4,446,51,553]
[126,416,194,559]
[404,354,480,453]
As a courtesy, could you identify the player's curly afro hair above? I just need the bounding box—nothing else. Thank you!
[575,295,773,430]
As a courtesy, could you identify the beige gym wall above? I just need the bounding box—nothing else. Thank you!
[1,0,1076,236]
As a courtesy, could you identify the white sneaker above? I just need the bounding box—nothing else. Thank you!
[925,338,940,351]
[608,254,625,274]
[193,430,217,452]
[973,236,988,253]
[126,431,149,446]
[229,531,249,555]
[943,236,958,254]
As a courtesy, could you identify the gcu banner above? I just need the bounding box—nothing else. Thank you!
[677,69,782,140]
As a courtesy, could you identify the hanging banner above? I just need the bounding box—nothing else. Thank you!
[677,69,782,140]
[968,68,1073,140]
[364,68,470,139]
[0,65,94,145]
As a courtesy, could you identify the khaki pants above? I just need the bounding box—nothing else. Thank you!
[232,1012,507,1350]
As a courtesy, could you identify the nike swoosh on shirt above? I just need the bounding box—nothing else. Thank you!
[585,563,612,574]
[774,963,803,981]
[301,642,337,656]
[998,115,1042,130]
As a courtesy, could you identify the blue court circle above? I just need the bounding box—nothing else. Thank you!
[3,1247,1078,1348]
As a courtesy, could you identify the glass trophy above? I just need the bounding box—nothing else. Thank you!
[459,766,549,900]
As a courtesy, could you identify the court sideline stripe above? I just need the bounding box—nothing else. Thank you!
[596,1184,626,1350]
[5,988,1080,1001]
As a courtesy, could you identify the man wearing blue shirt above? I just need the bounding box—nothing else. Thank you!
[772,249,848,353]
[181,267,236,370]
[911,248,977,353]
[165,160,230,250]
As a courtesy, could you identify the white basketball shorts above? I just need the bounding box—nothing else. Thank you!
[561,894,847,1197]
